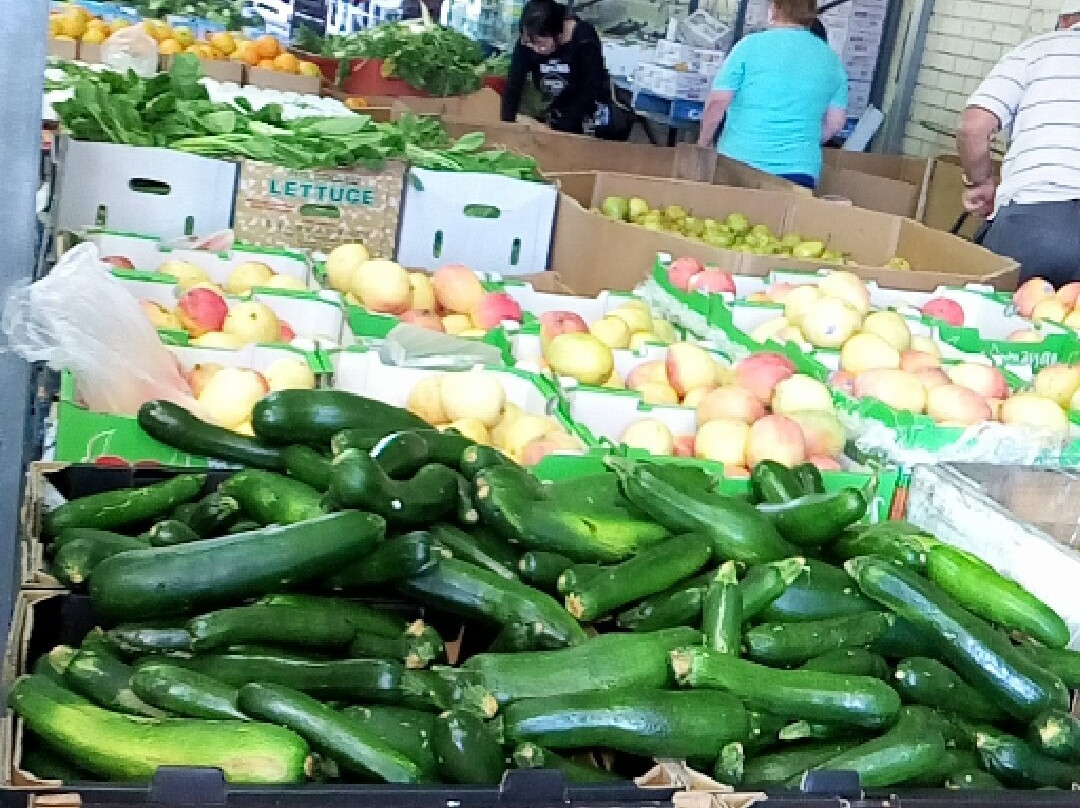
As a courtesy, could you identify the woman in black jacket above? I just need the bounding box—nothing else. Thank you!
[500,0,616,136]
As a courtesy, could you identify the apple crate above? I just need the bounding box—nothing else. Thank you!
[111,271,349,350]
[82,230,316,290]
[53,345,322,466]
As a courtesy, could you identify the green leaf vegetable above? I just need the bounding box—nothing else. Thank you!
[49,56,540,180]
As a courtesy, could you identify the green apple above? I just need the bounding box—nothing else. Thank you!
[628,197,650,219]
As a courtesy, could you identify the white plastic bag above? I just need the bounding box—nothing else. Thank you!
[100,23,160,78]
[1,243,197,416]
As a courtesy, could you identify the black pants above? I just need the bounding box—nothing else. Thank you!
[980,200,1080,288]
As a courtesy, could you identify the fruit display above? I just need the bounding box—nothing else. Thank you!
[601,199,910,268]
[48,6,132,45]
[18,433,1078,790]
[1012,278,1080,332]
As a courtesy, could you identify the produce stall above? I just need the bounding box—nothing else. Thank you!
[5,4,1080,807]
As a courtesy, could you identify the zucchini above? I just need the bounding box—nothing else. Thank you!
[463,628,700,705]
[791,463,825,495]
[403,667,498,718]
[517,551,574,590]
[237,683,426,783]
[52,530,148,587]
[564,533,714,622]
[742,740,856,787]
[606,457,799,564]
[804,706,949,788]
[399,558,586,648]
[451,470,479,526]
[282,444,332,491]
[326,531,447,589]
[188,602,358,652]
[511,743,619,783]
[616,580,706,632]
[760,559,876,622]
[428,523,517,580]
[800,648,889,679]
[9,675,309,783]
[744,710,791,752]
[431,709,506,784]
[1030,709,1080,763]
[892,656,1004,722]
[1018,645,1080,689]
[671,646,900,728]
[542,472,631,510]
[226,519,261,534]
[739,557,808,617]
[62,650,165,717]
[473,464,545,544]
[32,646,76,686]
[219,469,326,526]
[503,688,748,759]
[257,594,419,641]
[105,625,193,655]
[144,519,200,547]
[946,768,1004,789]
[329,449,458,526]
[138,400,285,469]
[341,706,436,777]
[487,622,565,653]
[182,492,241,537]
[349,622,445,669]
[869,615,936,659]
[750,460,805,504]
[756,488,868,547]
[43,472,206,536]
[713,742,744,787]
[520,505,670,565]
[20,742,88,782]
[459,444,517,480]
[131,663,245,720]
[170,502,197,524]
[252,389,427,447]
[831,520,936,570]
[372,429,473,478]
[556,563,602,596]
[925,543,1070,649]
[90,511,384,621]
[702,562,741,655]
[744,612,894,666]
[846,555,1069,720]
[975,726,1080,788]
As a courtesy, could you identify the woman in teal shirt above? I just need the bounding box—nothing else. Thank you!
[697,0,848,189]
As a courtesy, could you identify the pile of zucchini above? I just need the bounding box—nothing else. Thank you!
[15,390,1080,790]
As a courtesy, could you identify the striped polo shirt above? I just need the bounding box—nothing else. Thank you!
[967,23,1080,211]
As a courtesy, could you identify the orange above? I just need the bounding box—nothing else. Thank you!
[158,38,183,55]
[81,27,107,44]
[253,34,280,60]
[172,25,195,47]
[208,31,236,55]
[345,97,370,110]
[272,52,300,73]
[297,60,322,78]
[243,46,263,67]
[257,58,277,71]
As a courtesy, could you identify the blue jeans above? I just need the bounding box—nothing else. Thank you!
[780,173,817,190]
[980,200,1080,287]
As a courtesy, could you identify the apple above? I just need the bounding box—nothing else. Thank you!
[158,260,210,290]
[264,358,316,391]
[223,300,280,344]
[472,292,524,330]
[325,243,371,293]
[540,311,589,346]
[921,297,965,326]
[102,255,135,269]
[667,256,705,291]
[139,300,181,330]
[225,261,275,295]
[198,367,269,428]
[433,264,483,314]
[546,333,614,386]
[177,287,228,337]
[590,315,632,349]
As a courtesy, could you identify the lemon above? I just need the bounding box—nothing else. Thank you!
[81,27,107,44]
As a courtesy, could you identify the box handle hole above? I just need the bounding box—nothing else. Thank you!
[298,204,342,219]
[463,204,502,220]
[128,178,172,196]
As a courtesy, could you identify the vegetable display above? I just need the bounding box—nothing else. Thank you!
[50,56,540,178]
[15,391,1080,792]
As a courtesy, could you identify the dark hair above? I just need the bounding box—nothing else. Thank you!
[771,0,817,27]
[519,0,567,39]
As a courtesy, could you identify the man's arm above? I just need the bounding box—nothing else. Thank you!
[697,90,733,148]
[957,105,1002,217]
[822,106,847,143]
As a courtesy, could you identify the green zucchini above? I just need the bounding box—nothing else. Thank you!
[846,555,1069,720]
[744,710,791,752]
[62,650,165,717]
[52,531,148,587]
[237,683,426,783]
[671,646,900,728]
[750,460,805,504]
[459,444,517,481]
[742,741,856,787]
[869,615,936,659]
[616,580,706,632]
[105,625,193,655]
[800,649,888,679]
[703,562,741,655]
[20,742,88,782]
[402,667,498,718]
[759,559,876,622]
[946,768,1004,789]
[892,656,1004,722]
[341,706,436,777]
[32,646,77,686]
[791,463,825,495]
[744,612,894,666]
[90,511,384,621]
[564,533,714,622]
[188,602,358,652]
[329,449,458,526]
[144,519,201,547]
[520,505,670,565]
[517,551,574,590]
[975,726,1080,788]
[282,444,332,491]
[9,675,309,784]
[257,594,417,640]
[1018,645,1080,689]
[925,543,1070,649]
[739,557,808,618]
[131,663,245,720]
[43,473,206,537]
[831,520,936,570]
[511,743,619,783]
[252,389,428,447]
[226,519,261,535]
[1030,709,1080,763]
[431,709,506,784]
[487,622,565,653]
[218,469,326,526]
[803,706,949,788]
[756,488,868,547]
[326,531,447,589]
[472,464,545,544]
[542,472,631,510]
[399,558,586,648]
[504,688,748,759]
[372,429,474,478]
[171,502,197,524]
[713,742,744,787]
[349,622,445,669]
[556,563,602,596]
[428,523,517,580]
[182,492,242,537]
[463,628,700,705]
[451,470,479,526]
[138,400,286,469]
[605,457,799,564]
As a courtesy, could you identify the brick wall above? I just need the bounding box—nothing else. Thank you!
[899,0,1064,156]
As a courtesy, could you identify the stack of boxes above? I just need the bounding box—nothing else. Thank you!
[631,10,731,101]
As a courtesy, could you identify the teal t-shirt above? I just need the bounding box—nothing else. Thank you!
[713,28,848,180]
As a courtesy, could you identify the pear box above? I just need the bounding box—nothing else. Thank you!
[53,343,321,466]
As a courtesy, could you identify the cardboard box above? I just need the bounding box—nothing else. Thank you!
[244,66,322,95]
[922,153,1002,239]
[161,54,244,83]
[820,149,932,220]
[545,172,1019,295]
[232,158,406,258]
[377,88,503,122]
[396,168,558,275]
[46,37,78,60]
[54,138,239,240]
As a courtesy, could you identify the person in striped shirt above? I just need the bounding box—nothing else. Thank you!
[957,1,1080,288]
